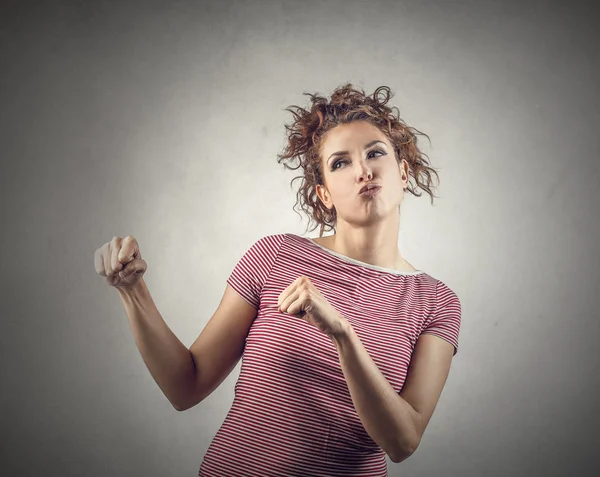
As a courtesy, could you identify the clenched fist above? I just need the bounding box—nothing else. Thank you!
[94,236,147,290]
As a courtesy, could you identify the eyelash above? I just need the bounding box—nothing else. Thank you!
[331,149,385,171]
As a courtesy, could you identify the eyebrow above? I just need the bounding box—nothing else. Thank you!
[327,140,387,163]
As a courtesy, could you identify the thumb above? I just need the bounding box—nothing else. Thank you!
[117,250,134,264]
[119,259,145,278]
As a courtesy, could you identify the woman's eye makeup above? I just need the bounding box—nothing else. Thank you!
[331,149,385,171]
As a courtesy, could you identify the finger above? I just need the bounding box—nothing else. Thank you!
[118,235,139,264]
[110,237,124,274]
[277,284,291,310]
[278,278,306,311]
[289,296,309,318]
[279,290,300,314]
[94,248,106,276]
[120,258,146,278]
[286,297,303,316]
[104,242,116,277]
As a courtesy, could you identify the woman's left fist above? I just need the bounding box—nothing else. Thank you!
[277,276,348,339]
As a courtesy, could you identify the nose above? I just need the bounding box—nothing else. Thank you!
[357,160,373,181]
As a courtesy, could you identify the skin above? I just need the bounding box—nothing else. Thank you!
[314,120,417,273]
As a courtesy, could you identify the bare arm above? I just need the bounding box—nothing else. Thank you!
[117,277,197,411]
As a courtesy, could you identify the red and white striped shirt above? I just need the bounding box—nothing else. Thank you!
[199,233,461,477]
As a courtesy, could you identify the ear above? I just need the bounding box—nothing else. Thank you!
[316,183,334,210]
[399,159,409,188]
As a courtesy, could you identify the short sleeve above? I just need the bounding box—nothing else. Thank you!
[420,280,462,356]
[226,234,285,310]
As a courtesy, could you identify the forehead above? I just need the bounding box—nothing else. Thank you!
[321,121,387,151]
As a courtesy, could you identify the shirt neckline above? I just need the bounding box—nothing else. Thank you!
[293,234,425,276]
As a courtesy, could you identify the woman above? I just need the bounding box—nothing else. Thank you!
[95,83,461,477]
[198,84,462,476]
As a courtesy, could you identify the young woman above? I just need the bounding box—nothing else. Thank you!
[95,83,461,477]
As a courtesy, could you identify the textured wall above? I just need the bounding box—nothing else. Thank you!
[1,0,598,475]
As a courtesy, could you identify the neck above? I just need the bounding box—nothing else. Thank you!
[327,215,404,270]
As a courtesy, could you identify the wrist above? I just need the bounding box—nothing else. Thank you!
[117,278,147,301]
[329,318,353,343]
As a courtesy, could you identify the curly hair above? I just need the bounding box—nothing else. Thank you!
[276,83,441,238]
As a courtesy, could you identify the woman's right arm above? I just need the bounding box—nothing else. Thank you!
[117,277,198,412]
[96,235,256,412]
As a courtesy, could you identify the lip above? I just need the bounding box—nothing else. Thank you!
[359,184,382,194]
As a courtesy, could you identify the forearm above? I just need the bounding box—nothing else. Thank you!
[330,322,420,463]
[117,278,197,411]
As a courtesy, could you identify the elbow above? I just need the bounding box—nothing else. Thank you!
[390,439,419,464]
[390,446,415,464]
[173,400,194,412]
[391,415,422,462]
[172,383,203,411]
[172,398,190,412]
[173,395,202,412]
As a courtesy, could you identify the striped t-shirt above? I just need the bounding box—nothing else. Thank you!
[199,233,461,477]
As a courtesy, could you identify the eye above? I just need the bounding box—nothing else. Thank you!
[368,149,385,159]
[331,159,346,170]
[331,149,385,171]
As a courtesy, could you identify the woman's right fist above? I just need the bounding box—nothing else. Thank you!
[94,236,147,289]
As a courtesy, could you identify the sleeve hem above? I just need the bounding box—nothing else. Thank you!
[226,277,259,311]
[420,331,458,356]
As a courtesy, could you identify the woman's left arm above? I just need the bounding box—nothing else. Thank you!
[331,323,454,464]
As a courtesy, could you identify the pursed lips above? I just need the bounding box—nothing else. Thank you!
[359,185,382,194]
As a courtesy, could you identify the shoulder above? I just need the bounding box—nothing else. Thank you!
[233,234,290,263]
[242,234,291,261]
[251,233,290,248]
[434,279,461,306]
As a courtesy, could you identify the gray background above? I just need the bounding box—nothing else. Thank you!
[1,0,599,475]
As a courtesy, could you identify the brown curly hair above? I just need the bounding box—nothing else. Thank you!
[276,83,440,238]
